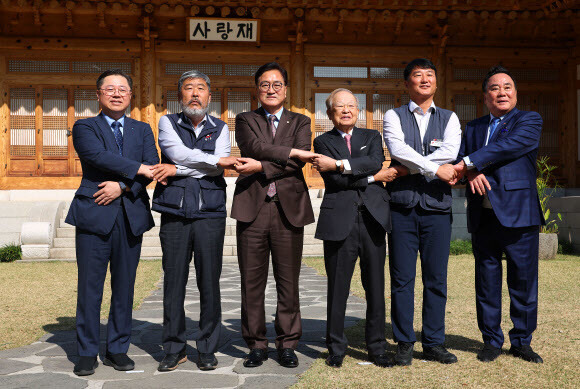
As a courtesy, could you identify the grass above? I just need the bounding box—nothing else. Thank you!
[0,259,162,350]
[297,254,580,388]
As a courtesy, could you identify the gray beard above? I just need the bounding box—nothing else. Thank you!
[180,102,209,122]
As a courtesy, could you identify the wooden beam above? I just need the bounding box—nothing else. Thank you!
[0,37,141,53]
[0,55,6,180]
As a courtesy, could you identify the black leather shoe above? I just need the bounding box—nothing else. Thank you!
[393,342,414,366]
[158,348,188,372]
[325,354,344,368]
[103,352,135,371]
[278,348,299,368]
[243,348,268,368]
[423,345,458,364]
[197,352,218,370]
[370,353,394,368]
[477,343,501,362]
[509,345,543,363]
[73,356,98,376]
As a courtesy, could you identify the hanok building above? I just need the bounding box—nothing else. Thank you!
[0,0,579,190]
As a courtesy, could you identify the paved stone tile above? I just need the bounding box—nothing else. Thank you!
[0,262,367,388]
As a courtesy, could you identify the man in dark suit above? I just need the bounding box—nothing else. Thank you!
[231,62,317,368]
[65,69,159,376]
[452,66,544,363]
[312,88,400,368]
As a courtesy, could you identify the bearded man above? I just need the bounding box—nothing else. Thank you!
[151,70,238,372]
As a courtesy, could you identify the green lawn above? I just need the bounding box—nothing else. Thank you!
[0,260,162,350]
[297,254,579,388]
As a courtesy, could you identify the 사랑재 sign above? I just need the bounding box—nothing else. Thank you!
[188,18,260,43]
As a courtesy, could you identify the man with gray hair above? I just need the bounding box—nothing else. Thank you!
[151,70,238,372]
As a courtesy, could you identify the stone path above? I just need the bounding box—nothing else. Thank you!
[0,263,367,388]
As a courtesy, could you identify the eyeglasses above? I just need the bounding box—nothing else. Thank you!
[258,81,285,92]
[334,104,358,110]
[99,87,131,96]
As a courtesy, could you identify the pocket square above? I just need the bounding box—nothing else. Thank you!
[360,145,367,150]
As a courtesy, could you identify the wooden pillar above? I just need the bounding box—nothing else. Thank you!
[0,55,7,187]
[139,15,157,135]
[290,44,305,114]
[562,58,578,187]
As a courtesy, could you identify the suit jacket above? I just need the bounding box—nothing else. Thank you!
[457,108,545,232]
[231,107,314,227]
[314,127,391,241]
[65,113,159,236]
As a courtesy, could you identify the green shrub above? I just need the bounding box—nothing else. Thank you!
[0,244,22,263]
[449,239,472,255]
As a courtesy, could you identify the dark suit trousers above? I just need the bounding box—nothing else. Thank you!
[75,207,142,357]
[323,208,387,357]
[237,199,304,350]
[388,206,451,346]
[472,208,539,349]
[159,213,225,354]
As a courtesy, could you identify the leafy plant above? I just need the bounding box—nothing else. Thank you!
[0,244,22,263]
[536,156,562,233]
[449,240,473,255]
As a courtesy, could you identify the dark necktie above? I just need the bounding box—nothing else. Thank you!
[266,115,277,197]
[344,133,352,154]
[111,121,123,155]
[487,117,501,143]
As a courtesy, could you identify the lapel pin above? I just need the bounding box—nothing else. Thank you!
[286,121,290,124]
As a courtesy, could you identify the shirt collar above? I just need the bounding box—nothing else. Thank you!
[336,127,355,137]
[408,100,436,115]
[181,113,208,130]
[103,113,125,128]
[489,113,505,123]
[266,107,284,121]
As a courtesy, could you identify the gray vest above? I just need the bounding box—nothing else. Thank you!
[386,104,453,213]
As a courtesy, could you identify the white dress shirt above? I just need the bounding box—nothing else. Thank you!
[158,113,231,178]
[382,100,461,178]
[336,128,375,184]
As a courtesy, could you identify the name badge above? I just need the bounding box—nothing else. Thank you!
[430,139,443,147]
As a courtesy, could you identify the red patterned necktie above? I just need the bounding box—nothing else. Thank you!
[344,133,352,154]
[266,115,277,197]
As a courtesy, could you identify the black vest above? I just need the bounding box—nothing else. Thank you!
[152,113,227,219]
[387,104,453,213]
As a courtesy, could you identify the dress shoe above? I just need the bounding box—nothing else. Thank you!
[278,348,299,368]
[325,354,344,368]
[423,345,458,364]
[477,343,501,362]
[370,353,394,368]
[393,342,414,366]
[197,352,218,370]
[509,345,543,363]
[73,356,98,376]
[243,348,268,368]
[103,352,135,371]
[158,348,187,372]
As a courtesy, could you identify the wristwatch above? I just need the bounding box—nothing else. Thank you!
[335,160,342,171]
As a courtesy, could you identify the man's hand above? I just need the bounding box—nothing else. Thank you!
[373,167,398,183]
[217,156,239,169]
[436,164,457,182]
[94,181,122,206]
[235,157,263,174]
[289,149,319,163]
[151,164,176,185]
[312,155,338,172]
[448,160,468,185]
[392,165,409,177]
[137,164,155,180]
[467,170,492,195]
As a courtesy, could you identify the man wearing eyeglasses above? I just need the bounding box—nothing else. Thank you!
[231,62,317,368]
[66,69,159,376]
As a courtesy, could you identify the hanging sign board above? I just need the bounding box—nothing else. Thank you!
[187,18,260,43]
